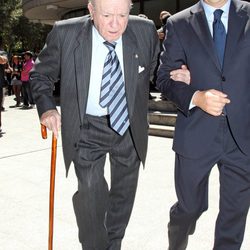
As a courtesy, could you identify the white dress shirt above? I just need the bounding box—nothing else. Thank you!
[86,26,125,116]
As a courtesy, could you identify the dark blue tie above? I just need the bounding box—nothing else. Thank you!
[213,9,226,67]
[100,41,129,136]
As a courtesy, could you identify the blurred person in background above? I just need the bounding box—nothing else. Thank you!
[5,62,13,96]
[0,36,8,133]
[157,10,171,45]
[10,55,23,107]
[21,51,35,108]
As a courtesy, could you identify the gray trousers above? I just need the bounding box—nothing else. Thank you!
[72,114,140,250]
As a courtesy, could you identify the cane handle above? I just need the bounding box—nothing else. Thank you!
[41,124,47,139]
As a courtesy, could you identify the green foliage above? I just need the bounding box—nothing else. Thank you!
[0,0,51,54]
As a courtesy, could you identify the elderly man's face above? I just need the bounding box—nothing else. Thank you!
[88,0,131,42]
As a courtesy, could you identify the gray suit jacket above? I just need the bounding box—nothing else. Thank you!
[30,15,159,174]
[157,0,250,159]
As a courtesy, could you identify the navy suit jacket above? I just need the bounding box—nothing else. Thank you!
[157,0,250,159]
[30,15,159,173]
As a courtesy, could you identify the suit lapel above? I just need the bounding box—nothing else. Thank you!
[73,18,92,124]
[122,28,139,118]
[224,0,248,72]
[189,3,221,70]
[72,17,140,121]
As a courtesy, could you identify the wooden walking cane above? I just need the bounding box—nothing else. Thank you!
[41,124,57,250]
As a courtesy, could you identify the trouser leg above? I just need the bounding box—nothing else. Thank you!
[168,116,229,250]
[213,163,250,250]
[72,115,140,250]
[168,153,213,250]
[169,116,250,250]
[73,155,109,250]
[13,85,21,105]
[106,131,140,250]
[16,85,21,105]
[72,116,110,250]
[26,80,35,104]
[213,122,250,250]
[22,82,29,106]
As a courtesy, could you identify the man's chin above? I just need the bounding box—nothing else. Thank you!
[105,34,121,42]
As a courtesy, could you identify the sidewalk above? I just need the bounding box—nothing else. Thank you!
[0,95,249,250]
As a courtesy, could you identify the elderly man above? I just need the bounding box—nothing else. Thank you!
[30,0,159,249]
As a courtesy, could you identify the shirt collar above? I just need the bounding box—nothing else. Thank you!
[201,0,231,21]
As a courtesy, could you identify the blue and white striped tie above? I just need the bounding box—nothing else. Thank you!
[99,41,130,136]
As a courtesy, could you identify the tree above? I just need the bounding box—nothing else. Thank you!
[0,0,51,54]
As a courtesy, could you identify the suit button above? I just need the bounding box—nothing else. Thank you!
[221,76,226,81]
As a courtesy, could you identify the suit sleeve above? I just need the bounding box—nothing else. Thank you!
[150,23,161,82]
[156,18,196,116]
[30,22,61,118]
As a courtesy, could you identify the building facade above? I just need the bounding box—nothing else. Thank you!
[22,0,197,27]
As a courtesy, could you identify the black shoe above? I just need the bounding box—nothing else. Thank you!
[21,105,29,109]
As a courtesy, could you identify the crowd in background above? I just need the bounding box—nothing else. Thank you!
[0,46,36,134]
[4,51,35,107]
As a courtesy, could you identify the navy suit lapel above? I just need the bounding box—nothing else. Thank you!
[73,18,92,124]
[122,29,139,118]
[189,3,221,70]
[224,0,248,72]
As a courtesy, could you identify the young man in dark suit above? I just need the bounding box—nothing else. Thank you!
[157,0,250,249]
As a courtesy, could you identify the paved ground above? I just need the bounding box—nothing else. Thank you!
[0,95,249,250]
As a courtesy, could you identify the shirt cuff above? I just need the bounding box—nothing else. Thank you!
[189,91,198,110]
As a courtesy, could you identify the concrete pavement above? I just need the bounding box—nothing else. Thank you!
[0,95,249,250]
